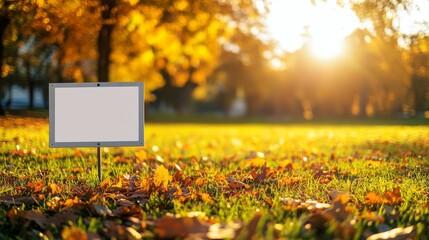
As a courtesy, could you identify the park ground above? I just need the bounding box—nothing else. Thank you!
[0,116,428,239]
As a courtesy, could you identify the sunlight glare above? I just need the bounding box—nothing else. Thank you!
[311,38,343,59]
[265,0,359,59]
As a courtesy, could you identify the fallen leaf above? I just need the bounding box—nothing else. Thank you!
[92,203,113,217]
[367,226,415,240]
[100,178,111,188]
[47,211,79,227]
[195,177,205,187]
[61,225,88,240]
[72,167,85,174]
[22,210,48,229]
[63,196,80,208]
[155,216,210,239]
[154,165,171,189]
[199,193,214,204]
[236,213,262,240]
[227,177,249,189]
[365,187,402,205]
[0,195,36,206]
[303,193,356,238]
[74,150,87,158]
[126,227,142,239]
[47,183,60,195]
[27,179,44,193]
[112,205,143,218]
[135,150,147,161]
[251,162,267,184]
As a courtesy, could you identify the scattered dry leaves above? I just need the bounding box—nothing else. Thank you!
[365,187,402,205]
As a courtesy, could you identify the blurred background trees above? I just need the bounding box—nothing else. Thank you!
[0,0,428,119]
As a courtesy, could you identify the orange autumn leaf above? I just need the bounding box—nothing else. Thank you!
[227,177,249,189]
[27,179,44,193]
[113,179,123,188]
[135,150,147,161]
[365,187,402,205]
[72,167,85,174]
[99,178,112,189]
[154,165,171,188]
[63,196,80,208]
[61,225,88,240]
[200,193,213,204]
[195,177,205,187]
[74,150,87,158]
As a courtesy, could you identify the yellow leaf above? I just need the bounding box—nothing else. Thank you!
[154,165,171,188]
[113,179,123,188]
[200,193,213,204]
[100,178,111,188]
[135,150,147,161]
[47,183,58,194]
[61,225,88,240]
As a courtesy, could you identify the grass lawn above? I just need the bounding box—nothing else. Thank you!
[0,116,428,239]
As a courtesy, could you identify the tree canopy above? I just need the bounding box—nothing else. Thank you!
[0,0,428,118]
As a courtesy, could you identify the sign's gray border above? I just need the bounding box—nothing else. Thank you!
[49,82,144,148]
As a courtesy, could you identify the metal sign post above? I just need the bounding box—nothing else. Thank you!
[49,82,144,185]
[97,147,102,183]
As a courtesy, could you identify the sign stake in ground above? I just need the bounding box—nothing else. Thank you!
[49,82,144,183]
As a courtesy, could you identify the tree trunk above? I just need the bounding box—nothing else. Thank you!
[0,17,11,115]
[29,81,35,109]
[359,81,369,118]
[24,58,34,109]
[97,0,116,83]
[412,74,428,116]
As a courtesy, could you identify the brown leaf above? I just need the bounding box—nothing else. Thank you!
[155,216,210,239]
[47,211,78,227]
[227,177,249,189]
[367,226,415,240]
[0,195,36,206]
[104,221,128,239]
[27,179,44,193]
[112,205,143,218]
[303,193,356,238]
[365,187,402,205]
[22,210,48,229]
[251,162,267,184]
[92,203,113,217]
[236,213,263,240]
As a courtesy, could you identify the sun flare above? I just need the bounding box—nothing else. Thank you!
[265,0,359,59]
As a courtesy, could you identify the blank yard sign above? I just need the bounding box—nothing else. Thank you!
[49,82,144,147]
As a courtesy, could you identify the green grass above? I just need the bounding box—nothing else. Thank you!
[0,116,428,239]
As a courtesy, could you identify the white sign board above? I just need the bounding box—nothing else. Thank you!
[49,82,144,147]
